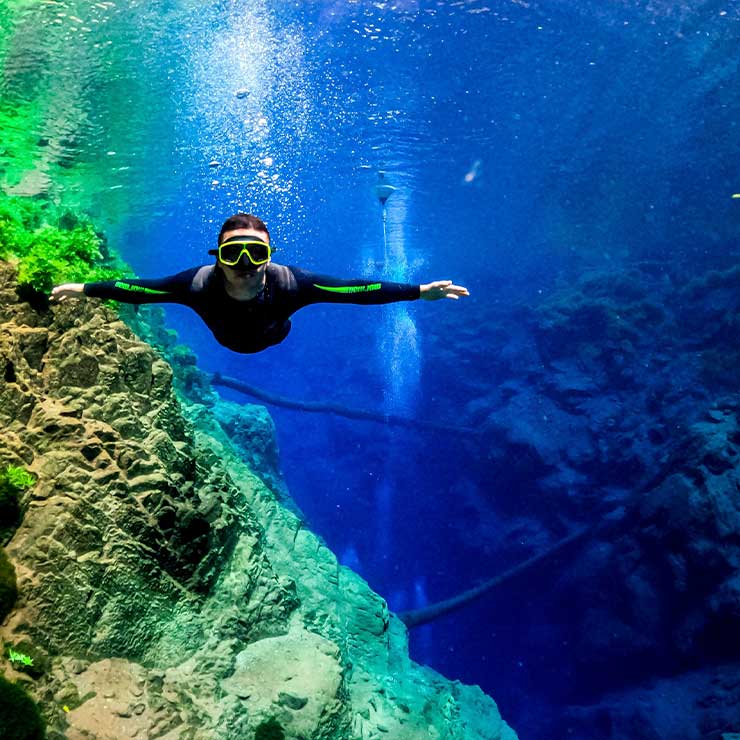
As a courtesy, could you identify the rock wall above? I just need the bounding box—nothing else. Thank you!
[0,262,517,739]
[417,259,740,737]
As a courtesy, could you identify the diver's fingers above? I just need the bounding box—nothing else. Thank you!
[421,280,468,300]
[50,284,85,303]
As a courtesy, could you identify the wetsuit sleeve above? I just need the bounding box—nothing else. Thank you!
[83,268,198,305]
[291,267,420,306]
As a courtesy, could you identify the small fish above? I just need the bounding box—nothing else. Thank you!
[732,194,740,199]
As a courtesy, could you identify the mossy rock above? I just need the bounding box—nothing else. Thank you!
[6,640,49,679]
[0,466,35,544]
[0,548,18,622]
[0,673,45,739]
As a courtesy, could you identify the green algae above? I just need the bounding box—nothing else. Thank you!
[0,465,34,544]
[5,640,49,681]
[8,647,33,667]
[0,194,125,295]
[0,465,35,492]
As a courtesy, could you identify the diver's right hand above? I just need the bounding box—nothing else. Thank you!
[50,283,85,303]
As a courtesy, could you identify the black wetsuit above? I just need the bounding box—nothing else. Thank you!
[84,263,421,354]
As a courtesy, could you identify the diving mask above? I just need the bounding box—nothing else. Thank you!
[209,236,273,267]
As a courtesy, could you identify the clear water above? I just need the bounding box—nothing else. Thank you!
[3,1,740,738]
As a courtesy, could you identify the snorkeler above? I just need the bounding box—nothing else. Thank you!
[50,213,469,354]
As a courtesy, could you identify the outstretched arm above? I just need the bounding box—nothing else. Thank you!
[50,269,199,306]
[292,268,469,306]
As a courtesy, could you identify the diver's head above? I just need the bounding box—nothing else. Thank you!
[210,213,273,286]
[217,212,270,245]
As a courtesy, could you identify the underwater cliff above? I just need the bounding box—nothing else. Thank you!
[0,259,517,739]
[411,260,740,737]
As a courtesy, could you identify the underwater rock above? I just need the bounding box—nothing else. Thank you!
[212,398,284,490]
[0,261,516,738]
[563,660,740,740]
[220,626,343,734]
[551,399,740,699]
[418,260,740,736]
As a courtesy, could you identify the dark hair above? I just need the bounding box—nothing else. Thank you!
[218,213,270,244]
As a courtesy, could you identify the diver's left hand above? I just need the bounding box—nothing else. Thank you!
[420,280,469,300]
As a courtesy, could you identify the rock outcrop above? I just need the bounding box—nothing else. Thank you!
[0,261,516,739]
[416,260,740,737]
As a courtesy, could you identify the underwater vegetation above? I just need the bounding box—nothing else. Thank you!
[0,465,34,544]
[0,194,125,301]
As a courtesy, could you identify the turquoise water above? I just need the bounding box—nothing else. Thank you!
[3,1,740,738]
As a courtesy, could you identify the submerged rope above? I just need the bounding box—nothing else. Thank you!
[397,525,594,628]
[209,372,478,435]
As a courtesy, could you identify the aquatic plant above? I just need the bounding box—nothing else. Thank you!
[1,466,35,491]
[0,465,34,543]
[0,673,45,740]
[0,194,123,295]
[7,647,33,667]
[6,641,46,680]
[16,223,106,293]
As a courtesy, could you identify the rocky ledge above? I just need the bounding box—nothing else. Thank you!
[0,261,516,739]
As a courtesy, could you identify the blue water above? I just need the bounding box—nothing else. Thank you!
[8,0,740,737]
[112,3,740,738]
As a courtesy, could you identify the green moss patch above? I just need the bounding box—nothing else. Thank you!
[0,466,35,544]
[0,194,126,298]
[6,641,48,680]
